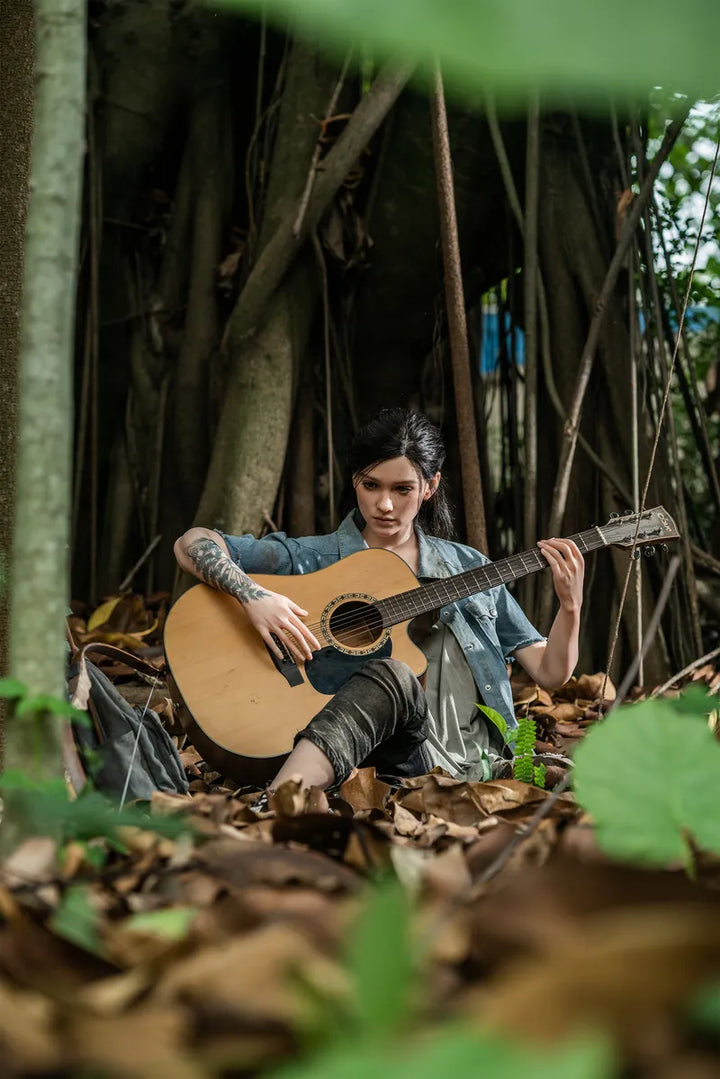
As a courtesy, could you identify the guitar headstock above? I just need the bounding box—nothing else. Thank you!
[598,506,680,549]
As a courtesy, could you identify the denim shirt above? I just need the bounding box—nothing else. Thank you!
[219,511,544,733]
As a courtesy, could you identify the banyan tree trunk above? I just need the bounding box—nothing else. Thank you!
[193,41,340,535]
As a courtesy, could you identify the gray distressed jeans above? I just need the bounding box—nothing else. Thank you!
[293,657,433,785]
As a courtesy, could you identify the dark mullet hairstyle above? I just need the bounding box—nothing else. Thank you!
[346,407,455,539]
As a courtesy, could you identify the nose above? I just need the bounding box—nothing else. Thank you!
[378,491,393,513]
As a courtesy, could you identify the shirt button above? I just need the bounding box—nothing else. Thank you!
[484,683,492,691]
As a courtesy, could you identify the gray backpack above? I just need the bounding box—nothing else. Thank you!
[67,642,189,803]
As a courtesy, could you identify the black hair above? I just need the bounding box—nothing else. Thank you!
[345,407,455,539]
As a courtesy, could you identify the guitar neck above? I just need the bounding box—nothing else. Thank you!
[376,528,607,627]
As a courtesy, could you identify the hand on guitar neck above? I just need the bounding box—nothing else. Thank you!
[174,527,320,664]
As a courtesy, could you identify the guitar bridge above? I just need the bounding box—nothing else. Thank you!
[266,634,304,687]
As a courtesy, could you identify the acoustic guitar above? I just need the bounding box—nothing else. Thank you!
[163,507,679,785]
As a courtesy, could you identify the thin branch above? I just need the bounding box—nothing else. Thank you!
[649,644,720,699]
[293,49,353,238]
[485,94,632,512]
[545,110,689,541]
[118,534,162,592]
[601,123,720,696]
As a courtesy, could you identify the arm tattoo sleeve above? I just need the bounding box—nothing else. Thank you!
[186,538,271,604]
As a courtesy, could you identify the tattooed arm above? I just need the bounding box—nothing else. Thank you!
[174,528,319,662]
[174,528,271,603]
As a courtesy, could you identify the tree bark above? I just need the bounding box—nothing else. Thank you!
[7,0,87,779]
[0,0,34,763]
[430,64,487,552]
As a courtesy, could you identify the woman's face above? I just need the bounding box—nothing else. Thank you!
[353,456,439,543]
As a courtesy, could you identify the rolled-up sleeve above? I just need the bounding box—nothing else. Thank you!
[494,585,545,658]
[217,530,296,576]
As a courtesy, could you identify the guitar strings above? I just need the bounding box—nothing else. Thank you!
[289,522,654,648]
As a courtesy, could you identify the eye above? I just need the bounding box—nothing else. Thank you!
[362,481,377,490]
[396,487,412,495]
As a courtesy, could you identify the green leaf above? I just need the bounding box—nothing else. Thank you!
[0,773,193,846]
[0,769,67,796]
[0,678,27,700]
[346,878,414,1040]
[15,693,88,722]
[687,980,720,1034]
[50,885,102,955]
[125,906,198,940]
[270,1026,613,1079]
[477,703,507,741]
[212,0,720,105]
[573,689,720,865]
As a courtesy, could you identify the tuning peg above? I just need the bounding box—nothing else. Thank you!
[660,543,669,554]
[624,508,633,517]
[632,549,641,560]
[608,512,619,520]
[643,545,656,557]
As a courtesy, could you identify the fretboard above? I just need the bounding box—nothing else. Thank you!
[376,528,606,627]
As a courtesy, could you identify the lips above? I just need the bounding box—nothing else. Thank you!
[374,517,395,524]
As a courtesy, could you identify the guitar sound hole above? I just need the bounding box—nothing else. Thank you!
[329,601,383,649]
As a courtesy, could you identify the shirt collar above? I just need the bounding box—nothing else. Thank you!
[336,510,369,558]
[336,510,452,579]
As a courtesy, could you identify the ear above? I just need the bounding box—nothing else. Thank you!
[423,471,441,500]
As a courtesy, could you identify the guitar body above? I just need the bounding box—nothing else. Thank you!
[163,548,426,785]
[164,506,680,786]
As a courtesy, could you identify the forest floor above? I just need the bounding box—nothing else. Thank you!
[1,592,720,1077]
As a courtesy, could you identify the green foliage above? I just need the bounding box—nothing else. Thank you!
[345,879,414,1040]
[272,1029,613,1079]
[0,676,90,726]
[573,686,720,865]
[125,906,199,940]
[533,761,547,789]
[212,0,720,105]
[276,877,612,1078]
[0,771,192,848]
[687,980,720,1034]
[477,703,508,741]
[50,885,101,954]
[511,715,541,785]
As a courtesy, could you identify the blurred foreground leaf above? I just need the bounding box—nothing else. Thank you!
[213,0,720,105]
[50,885,101,955]
[573,687,720,865]
[346,879,414,1039]
[0,771,193,847]
[273,1027,612,1079]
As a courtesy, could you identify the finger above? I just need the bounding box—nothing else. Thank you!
[283,621,314,662]
[262,629,285,660]
[290,616,321,653]
[289,601,309,618]
[286,616,317,659]
[538,541,561,564]
[551,538,581,562]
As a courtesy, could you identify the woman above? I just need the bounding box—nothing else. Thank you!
[174,408,584,795]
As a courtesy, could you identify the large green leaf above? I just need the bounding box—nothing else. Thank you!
[346,878,414,1039]
[272,1027,612,1079]
[213,0,720,105]
[573,688,720,865]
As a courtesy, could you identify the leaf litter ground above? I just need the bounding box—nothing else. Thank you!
[2,593,719,1076]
